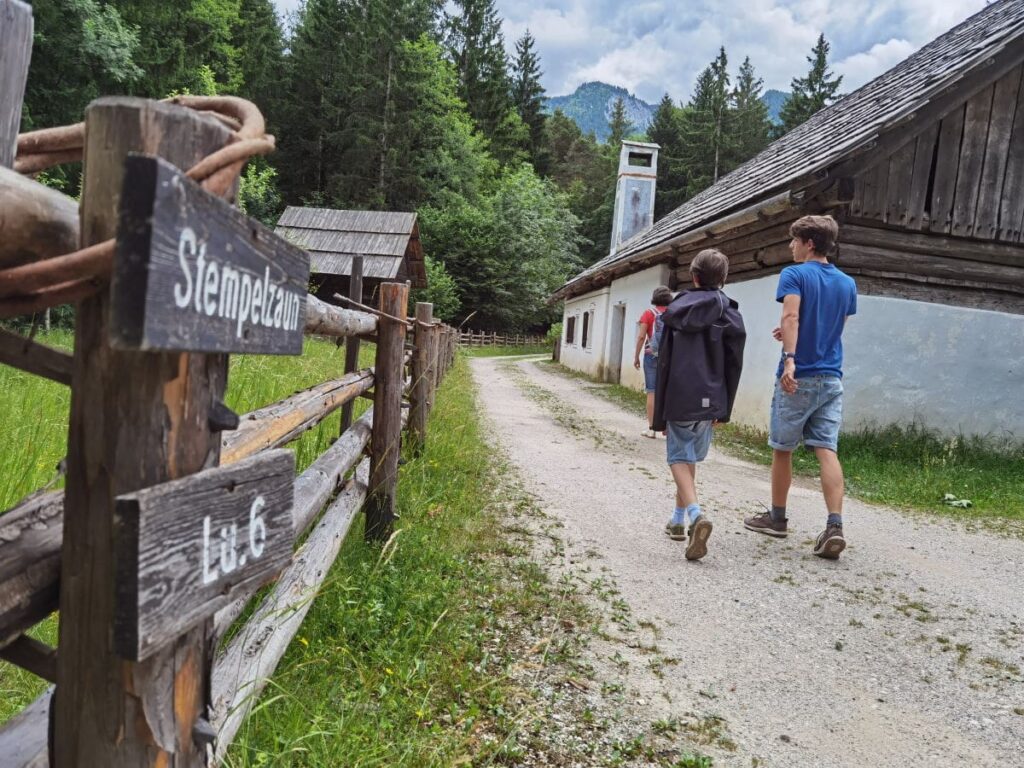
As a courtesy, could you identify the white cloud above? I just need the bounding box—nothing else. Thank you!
[834,38,918,90]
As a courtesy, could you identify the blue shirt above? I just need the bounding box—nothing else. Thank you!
[775,261,857,379]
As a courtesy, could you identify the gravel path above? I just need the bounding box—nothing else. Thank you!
[471,356,1024,768]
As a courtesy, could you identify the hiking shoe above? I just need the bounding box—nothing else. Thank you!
[813,525,846,559]
[685,517,713,561]
[665,521,687,541]
[641,428,658,439]
[743,510,788,538]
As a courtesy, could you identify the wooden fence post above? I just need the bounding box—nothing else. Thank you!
[408,302,433,452]
[54,99,233,767]
[340,255,363,433]
[365,282,409,541]
[0,0,32,169]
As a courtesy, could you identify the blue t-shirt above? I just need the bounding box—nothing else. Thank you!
[775,262,857,379]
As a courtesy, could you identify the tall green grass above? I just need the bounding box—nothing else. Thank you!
[0,333,373,722]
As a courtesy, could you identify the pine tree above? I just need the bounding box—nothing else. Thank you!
[682,47,731,196]
[730,56,771,166]
[780,34,843,133]
[607,96,632,147]
[444,0,523,164]
[233,0,284,118]
[647,93,688,218]
[511,30,548,173]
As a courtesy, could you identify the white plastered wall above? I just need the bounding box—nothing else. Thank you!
[561,288,610,379]
[726,276,1024,441]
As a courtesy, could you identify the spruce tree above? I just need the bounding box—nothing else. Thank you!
[444,0,523,164]
[730,56,771,166]
[234,0,284,118]
[647,93,688,218]
[780,34,843,133]
[607,96,632,147]
[682,47,731,196]
[512,30,549,174]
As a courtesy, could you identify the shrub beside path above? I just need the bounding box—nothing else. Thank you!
[471,355,1024,768]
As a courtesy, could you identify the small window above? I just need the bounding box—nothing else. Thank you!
[628,152,652,168]
[581,311,591,349]
[566,316,576,345]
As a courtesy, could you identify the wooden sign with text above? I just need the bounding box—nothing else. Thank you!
[113,450,296,661]
[111,154,310,354]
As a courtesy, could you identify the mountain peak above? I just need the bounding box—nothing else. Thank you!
[544,82,656,143]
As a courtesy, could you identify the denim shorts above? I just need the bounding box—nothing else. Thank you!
[642,353,658,393]
[768,375,844,452]
[666,420,714,464]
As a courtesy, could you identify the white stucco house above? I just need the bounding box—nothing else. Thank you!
[553,0,1024,441]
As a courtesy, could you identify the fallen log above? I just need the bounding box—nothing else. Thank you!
[0,167,79,269]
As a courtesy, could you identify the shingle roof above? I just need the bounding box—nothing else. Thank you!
[557,0,1024,299]
[275,207,426,287]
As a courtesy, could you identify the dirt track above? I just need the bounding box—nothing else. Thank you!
[471,355,1024,768]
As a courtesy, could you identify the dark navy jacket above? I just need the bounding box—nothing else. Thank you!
[652,288,746,428]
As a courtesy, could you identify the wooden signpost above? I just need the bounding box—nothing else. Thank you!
[111,154,311,354]
[113,449,296,661]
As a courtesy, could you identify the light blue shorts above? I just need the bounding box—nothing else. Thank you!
[769,375,843,452]
[666,420,714,465]
[642,353,658,393]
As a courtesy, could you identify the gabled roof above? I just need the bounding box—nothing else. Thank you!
[555,0,1024,300]
[275,207,427,288]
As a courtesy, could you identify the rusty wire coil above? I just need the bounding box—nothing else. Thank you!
[0,96,275,319]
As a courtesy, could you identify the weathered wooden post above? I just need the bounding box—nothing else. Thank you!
[425,321,440,408]
[408,302,433,452]
[0,0,32,169]
[365,281,409,541]
[54,98,308,766]
[340,255,364,433]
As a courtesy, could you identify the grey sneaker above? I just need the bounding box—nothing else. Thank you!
[743,509,788,538]
[665,521,687,541]
[685,517,713,561]
[813,525,846,559]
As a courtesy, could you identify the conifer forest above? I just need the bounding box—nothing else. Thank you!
[22,0,843,331]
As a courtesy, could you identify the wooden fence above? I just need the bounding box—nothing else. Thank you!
[0,12,459,762]
[457,330,546,347]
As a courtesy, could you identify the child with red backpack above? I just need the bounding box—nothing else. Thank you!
[633,286,672,438]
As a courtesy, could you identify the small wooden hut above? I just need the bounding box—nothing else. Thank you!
[275,207,426,302]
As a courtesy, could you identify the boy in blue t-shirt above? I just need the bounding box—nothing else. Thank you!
[743,215,857,559]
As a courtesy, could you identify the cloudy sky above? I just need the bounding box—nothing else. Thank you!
[271,0,989,102]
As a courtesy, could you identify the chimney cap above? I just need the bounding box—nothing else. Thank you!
[619,140,660,150]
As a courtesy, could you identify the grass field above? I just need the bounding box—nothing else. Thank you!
[0,332,374,723]
[540,361,1024,523]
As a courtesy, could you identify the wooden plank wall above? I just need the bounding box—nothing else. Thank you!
[849,62,1024,245]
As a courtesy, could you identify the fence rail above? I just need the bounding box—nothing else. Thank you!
[0,59,459,765]
[457,330,545,347]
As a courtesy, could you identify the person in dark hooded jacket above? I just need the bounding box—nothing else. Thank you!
[652,249,746,561]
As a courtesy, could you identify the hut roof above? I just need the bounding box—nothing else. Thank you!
[275,207,426,288]
[554,0,1024,301]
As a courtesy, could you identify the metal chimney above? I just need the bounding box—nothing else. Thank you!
[609,140,659,254]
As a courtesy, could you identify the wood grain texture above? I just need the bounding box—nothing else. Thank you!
[884,139,917,226]
[0,0,32,168]
[973,66,1022,240]
[113,451,295,662]
[211,461,369,758]
[56,97,232,768]
[0,687,50,768]
[905,123,940,231]
[365,282,408,542]
[408,303,433,452]
[212,410,373,638]
[0,490,62,649]
[220,369,374,464]
[339,255,364,433]
[0,634,57,682]
[998,67,1024,243]
[837,242,1024,291]
[0,167,80,269]
[303,293,376,337]
[0,328,73,385]
[951,85,995,238]
[111,155,309,354]
[930,106,966,233]
[852,273,1024,315]
[841,222,1024,267]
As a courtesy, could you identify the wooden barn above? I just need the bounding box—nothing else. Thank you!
[553,0,1024,440]
[275,207,427,303]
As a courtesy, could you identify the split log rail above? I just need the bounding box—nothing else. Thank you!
[457,330,545,347]
[0,13,461,763]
